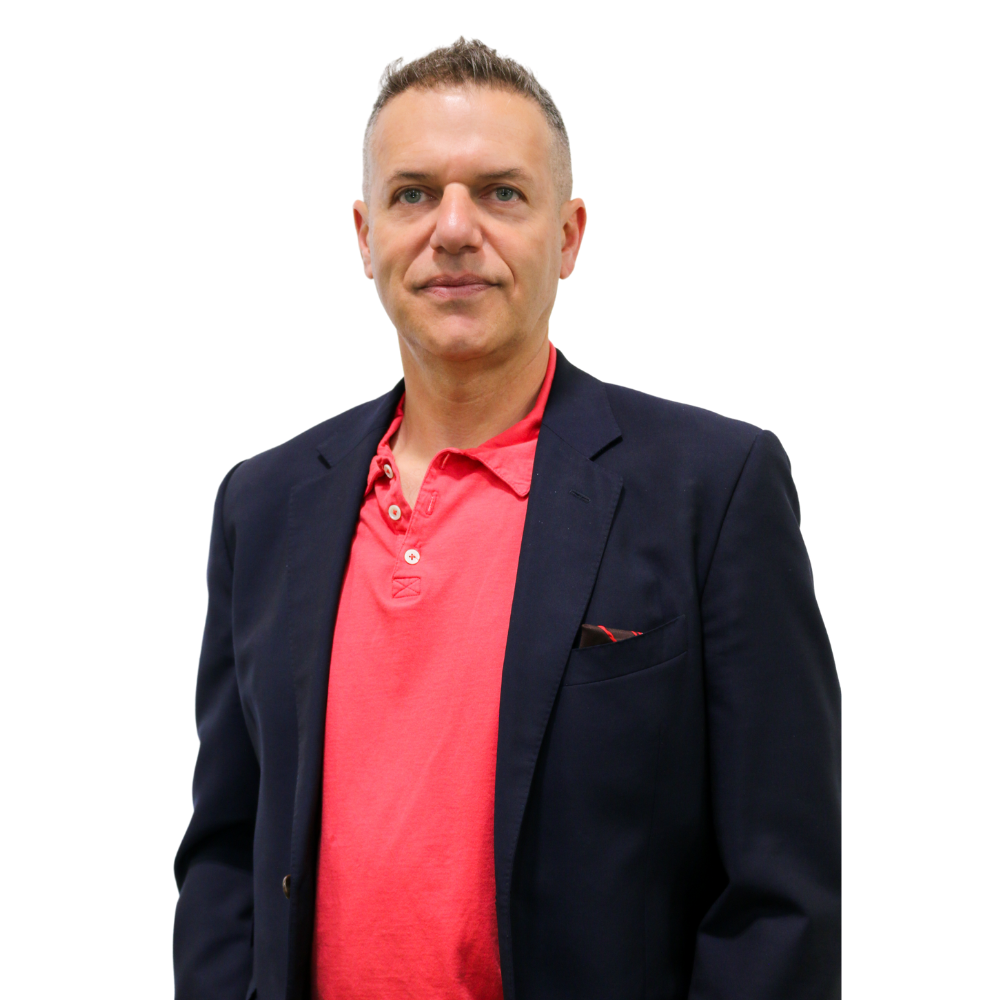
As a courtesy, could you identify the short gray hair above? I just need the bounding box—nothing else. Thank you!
[363,37,572,203]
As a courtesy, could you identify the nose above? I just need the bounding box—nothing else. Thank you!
[429,184,482,256]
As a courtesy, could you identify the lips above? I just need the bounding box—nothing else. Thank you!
[419,273,497,298]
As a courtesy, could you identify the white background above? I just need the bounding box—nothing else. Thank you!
[1,1,996,995]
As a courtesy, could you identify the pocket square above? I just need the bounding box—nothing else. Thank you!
[574,624,643,649]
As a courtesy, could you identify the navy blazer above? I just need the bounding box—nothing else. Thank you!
[174,351,841,1000]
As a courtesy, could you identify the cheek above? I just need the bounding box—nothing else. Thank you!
[370,222,404,268]
[496,231,561,299]
[373,229,432,287]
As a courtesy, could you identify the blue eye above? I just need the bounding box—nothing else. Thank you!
[495,187,516,202]
[401,189,422,204]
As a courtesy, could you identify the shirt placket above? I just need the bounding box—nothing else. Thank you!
[385,450,454,600]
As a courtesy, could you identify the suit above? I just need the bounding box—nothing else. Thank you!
[174,350,841,999]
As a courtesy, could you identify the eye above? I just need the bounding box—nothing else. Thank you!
[399,188,423,204]
[494,186,518,202]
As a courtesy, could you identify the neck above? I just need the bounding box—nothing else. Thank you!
[389,332,551,506]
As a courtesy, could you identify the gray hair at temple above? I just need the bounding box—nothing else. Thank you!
[362,37,573,205]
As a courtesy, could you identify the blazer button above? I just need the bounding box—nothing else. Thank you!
[282,875,291,899]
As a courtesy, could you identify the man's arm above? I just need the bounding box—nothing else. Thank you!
[691,430,841,998]
[174,465,259,1000]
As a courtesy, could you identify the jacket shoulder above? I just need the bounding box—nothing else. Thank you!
[599,381,786,589]
[602,381,763,473]
[221,388,399,520]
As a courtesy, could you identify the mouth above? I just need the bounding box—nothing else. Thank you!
[418,274,498,299]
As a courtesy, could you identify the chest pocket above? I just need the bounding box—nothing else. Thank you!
[562,614,687,686]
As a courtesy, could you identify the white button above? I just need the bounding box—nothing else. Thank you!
[383,463,394,479]
[404,548,420,565]
[388,504,401,521]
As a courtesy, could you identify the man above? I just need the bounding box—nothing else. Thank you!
[174,38,840,1000]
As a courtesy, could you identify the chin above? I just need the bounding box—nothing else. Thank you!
[403,312,517,362]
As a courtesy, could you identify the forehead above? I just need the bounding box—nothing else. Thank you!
[369,85,553,185]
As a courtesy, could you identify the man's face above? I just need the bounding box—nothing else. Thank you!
[355,86,585,364]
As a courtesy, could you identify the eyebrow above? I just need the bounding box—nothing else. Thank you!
[479,168,530,183]
[387,171,432,185]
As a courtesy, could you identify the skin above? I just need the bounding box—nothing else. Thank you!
[354,85,586,508]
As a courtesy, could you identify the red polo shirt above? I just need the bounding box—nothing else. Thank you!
[312,343,556,1000]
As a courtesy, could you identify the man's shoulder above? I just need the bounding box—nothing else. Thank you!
[222,387,399,511]
[604,380,759,444]
[595,378,791,545]
[600,379,765,480]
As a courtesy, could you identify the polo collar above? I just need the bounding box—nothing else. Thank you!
[365,342,558,499]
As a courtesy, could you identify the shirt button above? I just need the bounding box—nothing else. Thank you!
[388,504,401,521]
[383,463,394,479]
[404,548,420,565]
[282,875,291,898]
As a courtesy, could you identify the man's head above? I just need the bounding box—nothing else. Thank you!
[354,39,586,369]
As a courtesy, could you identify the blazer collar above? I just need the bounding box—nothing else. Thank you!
[541,348,622,459]
[315,381,404,470]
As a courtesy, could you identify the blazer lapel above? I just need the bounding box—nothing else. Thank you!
[494,352,623,994]
[284,386,401,995]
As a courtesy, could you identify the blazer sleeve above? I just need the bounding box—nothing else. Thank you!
[174,465,259,1000]
[690,430,841,999]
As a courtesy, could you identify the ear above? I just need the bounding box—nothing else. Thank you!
[559,199,587,279]
[354,201,373,279]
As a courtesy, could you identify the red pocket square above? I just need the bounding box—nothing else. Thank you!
[575,624,642,649]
